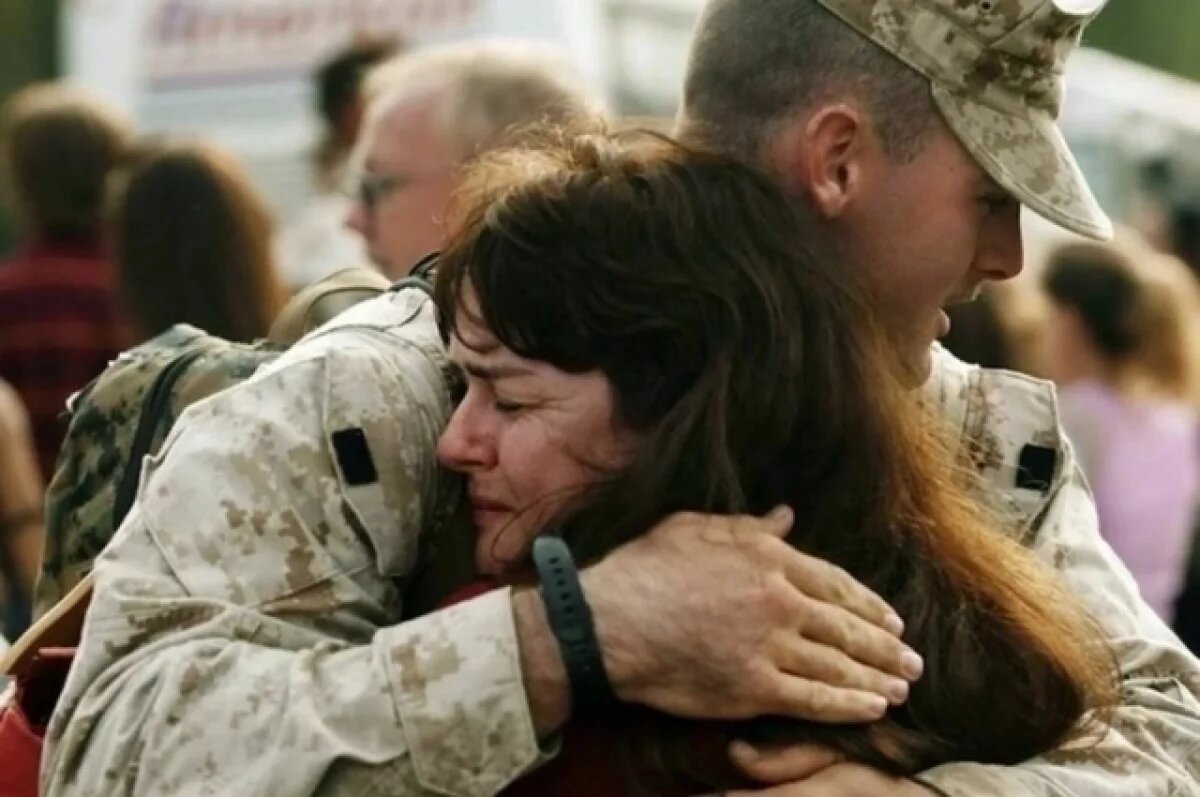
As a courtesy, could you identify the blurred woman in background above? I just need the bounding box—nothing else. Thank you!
[1041,239,1200,624]
[107,139,289,344]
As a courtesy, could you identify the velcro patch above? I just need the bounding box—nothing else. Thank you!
[1015,444,1056,493]
[332,427,379,487]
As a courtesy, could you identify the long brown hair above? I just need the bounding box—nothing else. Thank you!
[107,138,288,344]
[436,130,1117,790]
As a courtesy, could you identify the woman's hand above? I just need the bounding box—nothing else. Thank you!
[715,762,937,796]
[582,506,923,723]
[714,742,937,796]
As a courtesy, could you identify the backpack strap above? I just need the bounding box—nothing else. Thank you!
[389,252,439,298]
[1,574,93,679]
[268,267,392,346]
[111,348,208,529]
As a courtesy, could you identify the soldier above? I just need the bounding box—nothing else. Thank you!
[41,267,919,797]
[41,42,919,797]
[673,1,1200,795]
[41,5,1200,797]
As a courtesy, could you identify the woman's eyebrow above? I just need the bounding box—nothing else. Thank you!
[461,361,534,381]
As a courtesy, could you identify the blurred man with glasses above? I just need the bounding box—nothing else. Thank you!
[344,40,601,279]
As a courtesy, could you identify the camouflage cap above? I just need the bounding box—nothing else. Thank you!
[818,0,1112,240]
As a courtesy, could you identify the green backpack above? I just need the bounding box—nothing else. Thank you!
[33,267,406,619]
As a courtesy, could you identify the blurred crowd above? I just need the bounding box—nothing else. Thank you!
[1,0,1200,790]
[0,34,1198,656]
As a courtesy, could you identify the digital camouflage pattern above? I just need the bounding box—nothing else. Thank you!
[916,348,1200,796]
[35,327,279,620]
[35,267,393,621]
[39,289,1200,795]
[818,0,1113,240]
[42,289,547,797]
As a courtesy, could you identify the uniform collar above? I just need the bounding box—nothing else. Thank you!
[927,345,1069,538]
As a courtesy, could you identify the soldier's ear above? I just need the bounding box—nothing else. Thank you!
[769,102,868,220]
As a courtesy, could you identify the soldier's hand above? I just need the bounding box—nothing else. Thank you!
[581,506,923,723]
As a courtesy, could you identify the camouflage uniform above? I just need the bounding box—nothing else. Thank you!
[43,290,544,797]
[36,266,392,619]
[813,3,1200,786]
[916,348,1200,796]
[36,326,279,620]
[40,291,1200,796]
[39,2,1200,795]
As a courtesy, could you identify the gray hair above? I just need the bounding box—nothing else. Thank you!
[678,0,937,165]
[365,40,603,160]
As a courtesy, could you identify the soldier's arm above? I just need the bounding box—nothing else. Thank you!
[40,322,552,797]
[41,508,544,797]
[916,453,1200,797]
[41,289,912,797]
[519,507,916,735]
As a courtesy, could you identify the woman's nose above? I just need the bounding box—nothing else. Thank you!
[437,402,496,472]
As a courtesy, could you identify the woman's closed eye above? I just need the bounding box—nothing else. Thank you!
[493,396,530,415]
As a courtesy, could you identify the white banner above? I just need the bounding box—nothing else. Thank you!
[143,0,483,88]
[63,0,587,221]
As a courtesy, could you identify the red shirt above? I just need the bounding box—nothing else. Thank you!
[0,238,129,482]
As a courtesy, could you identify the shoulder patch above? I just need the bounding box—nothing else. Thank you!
[332,427,379,487]
[1016,443,1057,493]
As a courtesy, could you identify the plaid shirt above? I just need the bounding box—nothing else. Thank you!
[0,238,128,482]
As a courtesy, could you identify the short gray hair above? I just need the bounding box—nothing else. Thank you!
[678,0,937,165]
[365,40,603,160]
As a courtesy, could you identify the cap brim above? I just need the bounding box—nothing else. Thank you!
[932,85,1113,242]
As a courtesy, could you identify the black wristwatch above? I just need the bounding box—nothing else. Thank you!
[531,535,617,712]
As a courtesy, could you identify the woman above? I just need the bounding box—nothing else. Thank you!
[1040,239,1200,624]
[106,139,289,344]
[432,131,1117,794]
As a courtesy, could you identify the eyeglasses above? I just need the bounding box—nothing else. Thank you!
[344,167,454,211]
[344,171,405,211]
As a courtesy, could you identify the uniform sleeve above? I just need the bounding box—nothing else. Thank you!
[917,456,1200,796]
[41,312,543,797]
